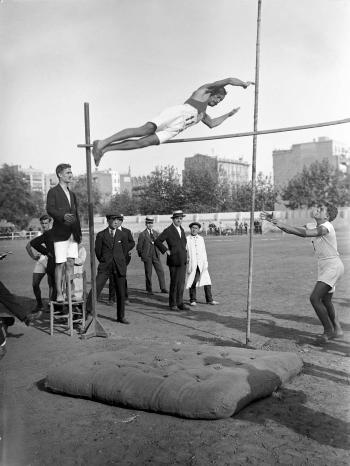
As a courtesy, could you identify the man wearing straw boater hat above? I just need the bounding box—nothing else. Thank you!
[155,210,189,311]
[136,216,168,295]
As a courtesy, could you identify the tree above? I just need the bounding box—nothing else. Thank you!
[0,164,39,229]
[140,166,184,214]
[182,168,219,212]
[103,190,139,216]
[229,173,278,211]
[281,160,350,208]
[71,175,102,225]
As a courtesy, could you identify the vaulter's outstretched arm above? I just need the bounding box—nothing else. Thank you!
[199,78,255,93]
[202,107,240,128]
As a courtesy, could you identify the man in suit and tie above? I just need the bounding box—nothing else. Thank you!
[155,210,189,311]
[87,214,134,324]
[108,215,135,304]
[137,216,168,295]
[46,164,82,303]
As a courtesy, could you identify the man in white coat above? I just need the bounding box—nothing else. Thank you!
[186,222,219,306]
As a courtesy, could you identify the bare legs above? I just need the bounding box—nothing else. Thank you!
[55,259,74,302]
[310,281,343,340]
[93,122,159,166]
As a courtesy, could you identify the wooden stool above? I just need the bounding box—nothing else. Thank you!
[50,272,86,336]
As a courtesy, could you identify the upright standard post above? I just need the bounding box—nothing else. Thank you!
[246,0,262,345]
[81,102,108,339]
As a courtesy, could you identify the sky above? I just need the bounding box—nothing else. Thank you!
[1,0,349,179]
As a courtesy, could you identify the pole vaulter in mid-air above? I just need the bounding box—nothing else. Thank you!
[92,77,254,166]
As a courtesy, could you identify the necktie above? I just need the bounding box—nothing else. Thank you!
[150,231,155,243]
[110,229,114,240]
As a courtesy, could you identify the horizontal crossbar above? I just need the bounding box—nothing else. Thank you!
[77,117,350,148]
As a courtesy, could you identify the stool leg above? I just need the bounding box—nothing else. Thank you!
[67,279,73,337]
[50,301,54,336]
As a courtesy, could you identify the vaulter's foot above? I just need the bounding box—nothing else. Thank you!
[93,140,103,167]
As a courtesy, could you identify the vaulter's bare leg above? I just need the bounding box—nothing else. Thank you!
[93,122,156,166]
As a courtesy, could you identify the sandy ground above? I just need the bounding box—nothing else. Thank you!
[0,230,349,466]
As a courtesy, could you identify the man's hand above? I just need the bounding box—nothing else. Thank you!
[242,81,255,89]
[165,250,171,256]
[228,107,240,117]
[64,213,76,225]
[260,211,274,222]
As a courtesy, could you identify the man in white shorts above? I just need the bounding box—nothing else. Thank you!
[26,214,54,311]
[92,77,254,166]
[46,164,82,303]
[261,205,344,343]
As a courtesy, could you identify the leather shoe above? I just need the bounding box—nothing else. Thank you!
[117,318,130,324]
[161,289,169,294]
[169,306,178,311]
[177,305,190,311]
[147,291,154,296]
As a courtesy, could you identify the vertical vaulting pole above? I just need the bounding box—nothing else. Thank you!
[81,102,108,339]
[246,0,262,345]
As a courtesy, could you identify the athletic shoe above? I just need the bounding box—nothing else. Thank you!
[207,301,219,305]
[189,302,197,306]
[0,324,6,347]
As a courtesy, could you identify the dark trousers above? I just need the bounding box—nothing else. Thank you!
[109,275,128,300]
[32,272,55,307]
[144,252,166,292]
[189,267,213,303]
[0,281,31,322]
[88,266,126,320]
[168,265,186,307]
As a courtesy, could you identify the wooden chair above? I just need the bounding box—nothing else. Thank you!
[50,271,86,336]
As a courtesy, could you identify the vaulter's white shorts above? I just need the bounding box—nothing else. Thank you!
[151,104,200,144]
[33,255,48,274]
[54,235,79,263]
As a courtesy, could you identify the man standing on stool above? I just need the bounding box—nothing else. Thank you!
[87,214,133,324]
[137,216,168,295]
[186,222,219,306]
[46,164,82,303]
[155,211,189,311]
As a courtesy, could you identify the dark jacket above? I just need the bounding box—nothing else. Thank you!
[155,224,187,267]
[137,228,161,262]
[95,227,133,277]
[30,230,56,276]
[46,184,82,243]
[121,226,135,265]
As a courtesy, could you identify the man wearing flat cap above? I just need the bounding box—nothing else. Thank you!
[155,210,189,311]
[86,213,134,324]
[186,222,219,306]
[137,216,168,295]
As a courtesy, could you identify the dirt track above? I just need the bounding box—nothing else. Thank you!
[1,231,349,465]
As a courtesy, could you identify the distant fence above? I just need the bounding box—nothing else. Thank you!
[2,207,348,240]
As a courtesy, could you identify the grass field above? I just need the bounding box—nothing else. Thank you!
[1,229,349,465]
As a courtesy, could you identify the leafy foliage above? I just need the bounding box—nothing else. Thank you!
[281,160,350,208]
[0,164,41,229]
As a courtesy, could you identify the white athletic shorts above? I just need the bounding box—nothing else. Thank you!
[317,257,344,292]
[151,104,200,144]
[54,235,79,263]
[33,255,48,274]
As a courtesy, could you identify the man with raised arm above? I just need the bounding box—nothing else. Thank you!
[92,77,254,166]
